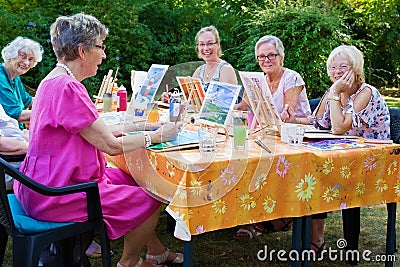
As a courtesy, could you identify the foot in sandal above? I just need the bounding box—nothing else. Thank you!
[146,248,184,265]
[233,223,265,239]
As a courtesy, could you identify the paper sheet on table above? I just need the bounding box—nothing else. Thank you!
[165,206,191,241]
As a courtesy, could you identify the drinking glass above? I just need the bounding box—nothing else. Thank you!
[232,110,247,150]
[288,125,305,148]
[198,125,216,152]
[103,92,112,112]
[147,102,159,123]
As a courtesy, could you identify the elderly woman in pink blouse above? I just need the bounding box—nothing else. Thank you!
[236,35,311,123]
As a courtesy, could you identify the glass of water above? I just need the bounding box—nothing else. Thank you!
[288,125,305,148]
[198,124,216,152]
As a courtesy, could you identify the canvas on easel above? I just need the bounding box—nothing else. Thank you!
[130,64,169,117]
[176,76,205,113]
[197,81,242,136]
[238,71,282,137]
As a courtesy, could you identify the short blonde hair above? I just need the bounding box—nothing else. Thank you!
[326,45,365,84]
[195,25,222,58]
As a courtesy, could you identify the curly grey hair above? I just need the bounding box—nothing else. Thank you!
[50,13,108,62]
[1,36,43,67]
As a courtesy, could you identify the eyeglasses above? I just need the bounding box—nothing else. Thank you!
[94,44,106,51]
[18,52,35,64]
[329,65,351,72]
[256,54,279,62]
[197,42,217,48]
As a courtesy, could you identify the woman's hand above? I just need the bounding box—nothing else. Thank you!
[281,104,297,123]
[161,92,171,103]
[149,123,181,143]
[330,70,355,96]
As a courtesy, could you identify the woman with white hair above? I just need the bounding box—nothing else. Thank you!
[236,35,311,122]
[0,36,43,128]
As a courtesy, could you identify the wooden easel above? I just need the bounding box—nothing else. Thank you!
[176,76,204,113]
[93,68,119,106]
[185,79,202,113]
[244,84,281,138]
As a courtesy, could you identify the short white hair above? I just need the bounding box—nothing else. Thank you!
[1,37,43,67]
[254,35,285,59]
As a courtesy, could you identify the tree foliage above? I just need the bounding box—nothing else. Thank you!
[0,0,398,99]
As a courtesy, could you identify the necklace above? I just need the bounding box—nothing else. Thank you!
[205,63,218,79]
[56,63,76,80]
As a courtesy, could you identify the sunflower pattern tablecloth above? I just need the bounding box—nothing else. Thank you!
[107,137,400,236]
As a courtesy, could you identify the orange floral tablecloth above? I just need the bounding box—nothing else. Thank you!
[106,136,400,236]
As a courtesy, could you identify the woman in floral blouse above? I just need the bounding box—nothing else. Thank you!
[312,45,390,262]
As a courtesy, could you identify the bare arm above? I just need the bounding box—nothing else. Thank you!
[0,137,28,155]
[219,65,238,85]
[80,117,180,156]
[281,85,303,122]
[192,66,201,78]
[17,110,31,124]
[328,70,371,134]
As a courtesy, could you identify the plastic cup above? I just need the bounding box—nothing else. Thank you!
[147,102,159,123]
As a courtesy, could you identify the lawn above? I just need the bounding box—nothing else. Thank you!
[3,204,397,266]
[2,94,399,267]
[385,96,400,109]
[93,205,398,267]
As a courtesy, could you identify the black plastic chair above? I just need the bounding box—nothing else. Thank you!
[308,98,321,113]
[0,157,112,267]
[0,153,26,264]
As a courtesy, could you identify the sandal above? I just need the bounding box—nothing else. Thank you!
[117,257,144,267]
[146,248,184,265]
[233,223,265,239]
[311,241,326,255]
[263,218,293,234]
[85,240,114,259]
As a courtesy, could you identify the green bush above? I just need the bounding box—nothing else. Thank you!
[232,1,358,98]
[0,0,398,100]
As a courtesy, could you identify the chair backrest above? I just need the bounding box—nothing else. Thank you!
[309,98,321,113]
[0,158,22,234]
[0,154,26,163]
[389,108,400,144]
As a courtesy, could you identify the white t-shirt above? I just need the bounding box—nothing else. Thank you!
[269,68,311,118]
[0,104,25,141]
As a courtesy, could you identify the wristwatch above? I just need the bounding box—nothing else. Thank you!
[328,95,340,101]
[143,132,152,148]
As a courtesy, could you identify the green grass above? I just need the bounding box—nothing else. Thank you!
[3,204,398,266]
[384,96,400,109]
[3,93,399,267]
